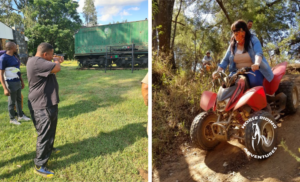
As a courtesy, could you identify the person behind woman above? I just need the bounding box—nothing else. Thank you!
[213,20,274,88]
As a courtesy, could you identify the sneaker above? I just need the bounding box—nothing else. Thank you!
[22,112,29,117]
[52,148,61,154]
[18,115,31,121]
[34,165,54,178]
[10,119,21,125]
[15,111,27,117]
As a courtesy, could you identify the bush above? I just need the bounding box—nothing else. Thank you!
[152,51,214,167]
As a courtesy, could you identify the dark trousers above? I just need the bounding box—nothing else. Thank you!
[246,70,264,88]
[30,105,58,166]
[6,81,23,119]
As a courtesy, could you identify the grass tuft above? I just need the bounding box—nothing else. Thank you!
[152,52,216,167]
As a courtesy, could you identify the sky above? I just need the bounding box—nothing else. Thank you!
[183,1,215,25]
[77,0,148,25]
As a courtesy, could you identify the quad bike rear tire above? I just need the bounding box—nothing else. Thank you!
[245,110,277,157]
[190,112,220,150]
[276,80,299,114]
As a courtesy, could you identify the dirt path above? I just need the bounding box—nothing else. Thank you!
[153,75,300,182]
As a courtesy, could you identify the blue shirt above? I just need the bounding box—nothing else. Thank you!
[0,53,21,82]
[218,35,274,82]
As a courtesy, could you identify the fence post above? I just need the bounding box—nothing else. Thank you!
[132,44,135,73]
[105,46,108,73]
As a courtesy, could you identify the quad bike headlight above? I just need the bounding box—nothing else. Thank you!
[217,98,230,111]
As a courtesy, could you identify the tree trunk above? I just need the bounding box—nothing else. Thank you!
[215,0,232,25]
[171,0,183,50]
[192,31,198,73]
[152,0,159,52]
[157,0,176,69]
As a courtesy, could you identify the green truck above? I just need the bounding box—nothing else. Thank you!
[74,19,148,68]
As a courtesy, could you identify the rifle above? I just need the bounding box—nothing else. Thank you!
[53,53,65,59]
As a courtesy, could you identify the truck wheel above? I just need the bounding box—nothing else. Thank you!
[190,112,220,150]
[82,61,88,67]
[276,80,299,114]
[245,111,277,156]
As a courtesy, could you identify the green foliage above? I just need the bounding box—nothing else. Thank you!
[0,0,82,59]
[24,0,82,59]
[0,0,23,26]
[171,0,300,70]
[152,0,159,19]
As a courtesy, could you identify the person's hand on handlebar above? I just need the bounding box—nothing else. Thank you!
[251,55,262,72]
[212,71,218,79]
[212,67,223,79]
[251,63,260,72]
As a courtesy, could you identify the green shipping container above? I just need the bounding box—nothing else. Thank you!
[75,20,148,56]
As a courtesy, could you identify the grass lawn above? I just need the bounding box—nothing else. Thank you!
[0,61,148,181]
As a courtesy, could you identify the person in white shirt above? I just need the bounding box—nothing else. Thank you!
[202,51,213,65]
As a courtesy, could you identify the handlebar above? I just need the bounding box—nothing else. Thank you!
[213,67,256,88]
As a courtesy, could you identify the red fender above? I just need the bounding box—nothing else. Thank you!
[200,91,217,111]
[225,77,246,111]
[263,62,287,95]
[234,86,267,111]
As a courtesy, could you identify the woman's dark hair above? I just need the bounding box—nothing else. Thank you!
[230,20,252,55]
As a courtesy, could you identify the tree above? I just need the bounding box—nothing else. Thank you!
[0,0,23,26]
[171,0,300,71]
[24,0,82,58]
[152,0,176,69]
[83,0,97,26]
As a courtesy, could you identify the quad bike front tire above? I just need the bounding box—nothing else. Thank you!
[190,112,220,150]
[245,110,277,157]
[276,80,299,114]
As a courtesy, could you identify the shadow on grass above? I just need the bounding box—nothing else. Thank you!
[57,99,114,119]
[0,122,146,179]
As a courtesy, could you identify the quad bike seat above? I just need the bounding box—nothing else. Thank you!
[263,62,287,95]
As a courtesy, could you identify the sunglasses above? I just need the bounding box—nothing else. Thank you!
[232,29,244,35]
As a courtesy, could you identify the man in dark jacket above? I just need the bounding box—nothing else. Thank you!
[27,42,63,178]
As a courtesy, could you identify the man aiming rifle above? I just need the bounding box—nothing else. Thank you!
[27,42,64,178]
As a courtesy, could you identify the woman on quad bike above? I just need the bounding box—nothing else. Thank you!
[213,20,274,88]
[190,20,299,158]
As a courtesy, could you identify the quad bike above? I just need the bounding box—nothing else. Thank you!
[203,61,212,72]
[190,62,299,156]
[204,63,211,72]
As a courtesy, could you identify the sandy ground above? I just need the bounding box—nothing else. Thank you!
[153,75,300,182]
